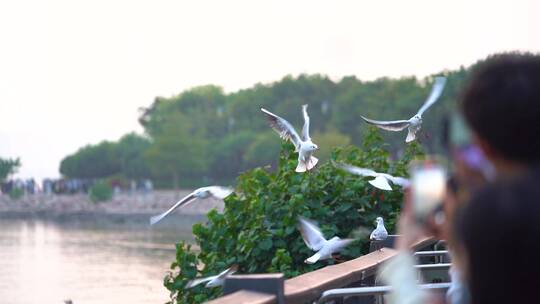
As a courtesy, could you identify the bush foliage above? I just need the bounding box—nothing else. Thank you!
[164,128,422,303]
[88,181,113,203]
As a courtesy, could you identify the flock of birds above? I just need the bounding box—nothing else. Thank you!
[150,76,447,289]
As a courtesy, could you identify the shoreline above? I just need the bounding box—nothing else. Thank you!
[0,190,222,214]
[0,190,218,229]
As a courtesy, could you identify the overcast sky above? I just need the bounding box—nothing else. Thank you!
[1,0,539,181]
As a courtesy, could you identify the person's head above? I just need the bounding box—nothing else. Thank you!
[453,168,540,304]
[461,52,540,176]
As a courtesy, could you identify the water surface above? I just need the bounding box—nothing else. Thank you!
[0,217,199,304]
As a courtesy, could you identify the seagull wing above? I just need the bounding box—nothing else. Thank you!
[360,116,411,131]
[186,275,217,289]
[384,174,411,188]
[369,175,393,191]
[333,161,378,177]
[298,217,327,251]
[332,238,355,252]
[215,264,239,280]
[301,104,311,141]
[205,186,234,199]
[261,108,302,150]
[416,76,447,116]
[370,227,388,241]
[149,192,196,225]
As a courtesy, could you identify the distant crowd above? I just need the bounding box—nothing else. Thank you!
[0,178,154,196]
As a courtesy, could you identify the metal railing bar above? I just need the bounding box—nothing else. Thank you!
[414,263,451,270]
[317,282,452,304]
[414,250,449,257]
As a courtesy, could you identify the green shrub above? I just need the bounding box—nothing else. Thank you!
[8,188,24,200]
[89,181,113,203]
[164,128,423,303]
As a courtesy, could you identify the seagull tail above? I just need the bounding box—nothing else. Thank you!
[405,128,416,143]
[306,156,318,171]
[305,253,321,264]
[295,161,307,173]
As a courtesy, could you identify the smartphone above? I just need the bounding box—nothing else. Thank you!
[410,161,447,224]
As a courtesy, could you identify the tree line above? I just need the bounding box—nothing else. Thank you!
[59,65,470,187]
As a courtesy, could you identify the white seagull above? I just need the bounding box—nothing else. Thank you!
[298,217,354,264]
[370,217,388,241]
[333,161,410,191]
[261,105,319,173]
[149,186,233,225]
[186,265,238,288]
[361,76,447,143]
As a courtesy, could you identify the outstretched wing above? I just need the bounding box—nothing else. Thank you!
[150,192,196,225]
[332,238,355,251]
[186,276,216,289]
[360,116,410,131]
[216,264,239,280]
[298,217,326,251]
[416,76,447,116]
[301,104,311,141]
[333,161,378,177]
[384,174,411,188]
[261,108,302,150]
[205,186,234,199]
[369,175,393,191]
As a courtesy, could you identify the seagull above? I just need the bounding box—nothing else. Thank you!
[261,105,319,172]
[333,161,410,191]
[360,76,447,143]
[298,217,354,264]
[186,265,238,288]
[149,186,233,225]
[370,217,388,241]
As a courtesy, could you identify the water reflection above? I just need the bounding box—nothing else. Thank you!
[0,218,197,304]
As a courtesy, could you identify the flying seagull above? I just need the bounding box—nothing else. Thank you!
[150,186,233,225]
[361,76,447,143]
[261,105,319,173]
[333,161,410,191]
[370,217,388,241]
[186,265,238,288]
[298,217,354,264]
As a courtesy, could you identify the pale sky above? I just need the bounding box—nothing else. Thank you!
[1,0,539,181]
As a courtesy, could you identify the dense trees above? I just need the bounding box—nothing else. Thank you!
[60,65,471,186]
[0,157,21,182]
[59,133,150,180]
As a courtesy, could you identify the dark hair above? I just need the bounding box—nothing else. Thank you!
[454,167,540,304]
[461,52,540,163]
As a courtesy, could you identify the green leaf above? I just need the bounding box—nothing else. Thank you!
[259,238,273,250]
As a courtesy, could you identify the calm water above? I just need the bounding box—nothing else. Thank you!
[0,217,200,304]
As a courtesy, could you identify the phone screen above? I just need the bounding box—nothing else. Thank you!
[410,163,447,222]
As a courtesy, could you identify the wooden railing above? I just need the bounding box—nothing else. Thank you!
[208,237,436,304]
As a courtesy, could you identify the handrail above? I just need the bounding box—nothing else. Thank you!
[316,282,451,304]
[208,237,436,304]
[283,236,436,303]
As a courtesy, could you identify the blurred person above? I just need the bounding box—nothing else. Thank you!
[453,166,540,304]
[460,52,540,179]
